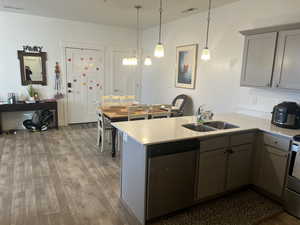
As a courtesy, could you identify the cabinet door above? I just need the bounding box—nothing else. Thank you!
[273,29,300,90]
[197,149,227,200]
[260,146,288,198]
[240,32,277,87]
[227,144,252,190]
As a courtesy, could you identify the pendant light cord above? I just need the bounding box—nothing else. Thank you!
[158,0,163,44]
[205,0,212,48]
[137,6,140,56]
[135,5,141,58]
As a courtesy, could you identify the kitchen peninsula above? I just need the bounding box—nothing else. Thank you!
[113,113,297,225]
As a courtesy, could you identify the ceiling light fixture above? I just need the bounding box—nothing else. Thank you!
[154,0,164,58]
[201,0,212,61]
[122,5,141,66]
[144,56,152,66]
[122,6,152,66]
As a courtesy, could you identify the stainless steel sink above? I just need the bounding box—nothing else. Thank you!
[203,121,239,129]
[182,123,217,132]
[182,121,239,132]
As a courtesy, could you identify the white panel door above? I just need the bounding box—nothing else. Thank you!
[112,50,139,97]
[66,48,104,124]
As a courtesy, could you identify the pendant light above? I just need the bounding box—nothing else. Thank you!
[201,0,212,61]
[154,0,164,58]
[144,56,152,66]
[122,6,141,66]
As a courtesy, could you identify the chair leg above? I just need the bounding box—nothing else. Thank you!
[100,130,105,152]
[97,128,101,147]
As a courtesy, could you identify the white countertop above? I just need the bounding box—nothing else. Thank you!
[112,113,300,145]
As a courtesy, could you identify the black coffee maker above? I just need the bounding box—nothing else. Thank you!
[271,102,300,129]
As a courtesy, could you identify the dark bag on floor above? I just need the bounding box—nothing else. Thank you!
[23,109,54,131]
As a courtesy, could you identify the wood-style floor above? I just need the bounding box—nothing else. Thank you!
[0,125,299,225]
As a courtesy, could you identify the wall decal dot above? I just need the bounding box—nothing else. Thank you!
[68,58,71,62]
[73,79,77,82]
[82,82,86,86]
[89,87,93,90]
[81,57,84,61]
[84,66,88,70]
[89,57,93,60]
[96,67,100,71]
[82,73,86,77]
[96,83,100,87]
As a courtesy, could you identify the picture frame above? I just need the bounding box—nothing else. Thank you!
[18,50,47,86]
[175,44,198,89]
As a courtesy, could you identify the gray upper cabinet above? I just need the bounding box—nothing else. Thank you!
[241,32,277,87]
[273,29,300,90]
[240,23,300,89]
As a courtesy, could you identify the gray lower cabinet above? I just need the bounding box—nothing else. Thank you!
[227,144,252,190]
[240,32,277,87]
[273,29,300,90]
[259,146,289,198]
[197,133,254,200]
[198,149,227,199]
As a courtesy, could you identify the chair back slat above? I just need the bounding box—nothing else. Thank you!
[128,105,149,121]
[150,104,171,119]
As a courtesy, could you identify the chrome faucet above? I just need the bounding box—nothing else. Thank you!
[195,105,214,122]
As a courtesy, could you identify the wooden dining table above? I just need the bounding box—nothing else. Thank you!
[98,105,169,157]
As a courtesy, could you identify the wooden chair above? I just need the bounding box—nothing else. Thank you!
[128,105,149,121]
[150,104,172,119]
[97,109,113,152]
[101,95,112,106]
[125,95,137,105]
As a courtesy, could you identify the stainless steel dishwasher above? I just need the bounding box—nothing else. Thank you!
[146,139,199,220]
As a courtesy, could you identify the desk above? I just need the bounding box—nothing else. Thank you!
[0,101,58,134]
[99,105,168,157]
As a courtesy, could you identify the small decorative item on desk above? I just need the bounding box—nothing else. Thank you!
[7,93,17,104]
[54,62,64,99]
[26,85,37,103]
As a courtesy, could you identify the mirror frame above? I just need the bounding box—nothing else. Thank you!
[18,50,47,86]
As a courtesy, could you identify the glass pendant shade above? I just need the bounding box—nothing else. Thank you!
[154,43,164,58]
[122,57,129,65]
[144,56,152,66]
[122,57,138,66]
[201,47,211,61]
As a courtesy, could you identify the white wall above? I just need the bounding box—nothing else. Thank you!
[141,0,300,119]
[0,11,136,130]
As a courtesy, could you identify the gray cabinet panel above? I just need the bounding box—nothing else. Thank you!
[273,29,300,90]
[147,150,197,219]
[241,32,277,87]
[227,144,252,190]
[260,146,289,198]
[197,149,227,199]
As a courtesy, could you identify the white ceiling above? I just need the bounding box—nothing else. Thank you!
[0,0,239,28]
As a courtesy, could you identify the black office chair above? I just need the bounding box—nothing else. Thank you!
[171,94,189,117]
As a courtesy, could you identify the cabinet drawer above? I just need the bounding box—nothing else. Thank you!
[231,133,255,146]
[263,133,290,151]
[200,136,229,152]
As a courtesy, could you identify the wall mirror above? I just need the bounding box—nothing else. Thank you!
[18,50,47,86]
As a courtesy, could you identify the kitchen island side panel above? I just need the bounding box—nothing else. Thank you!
[121,135,147,225]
